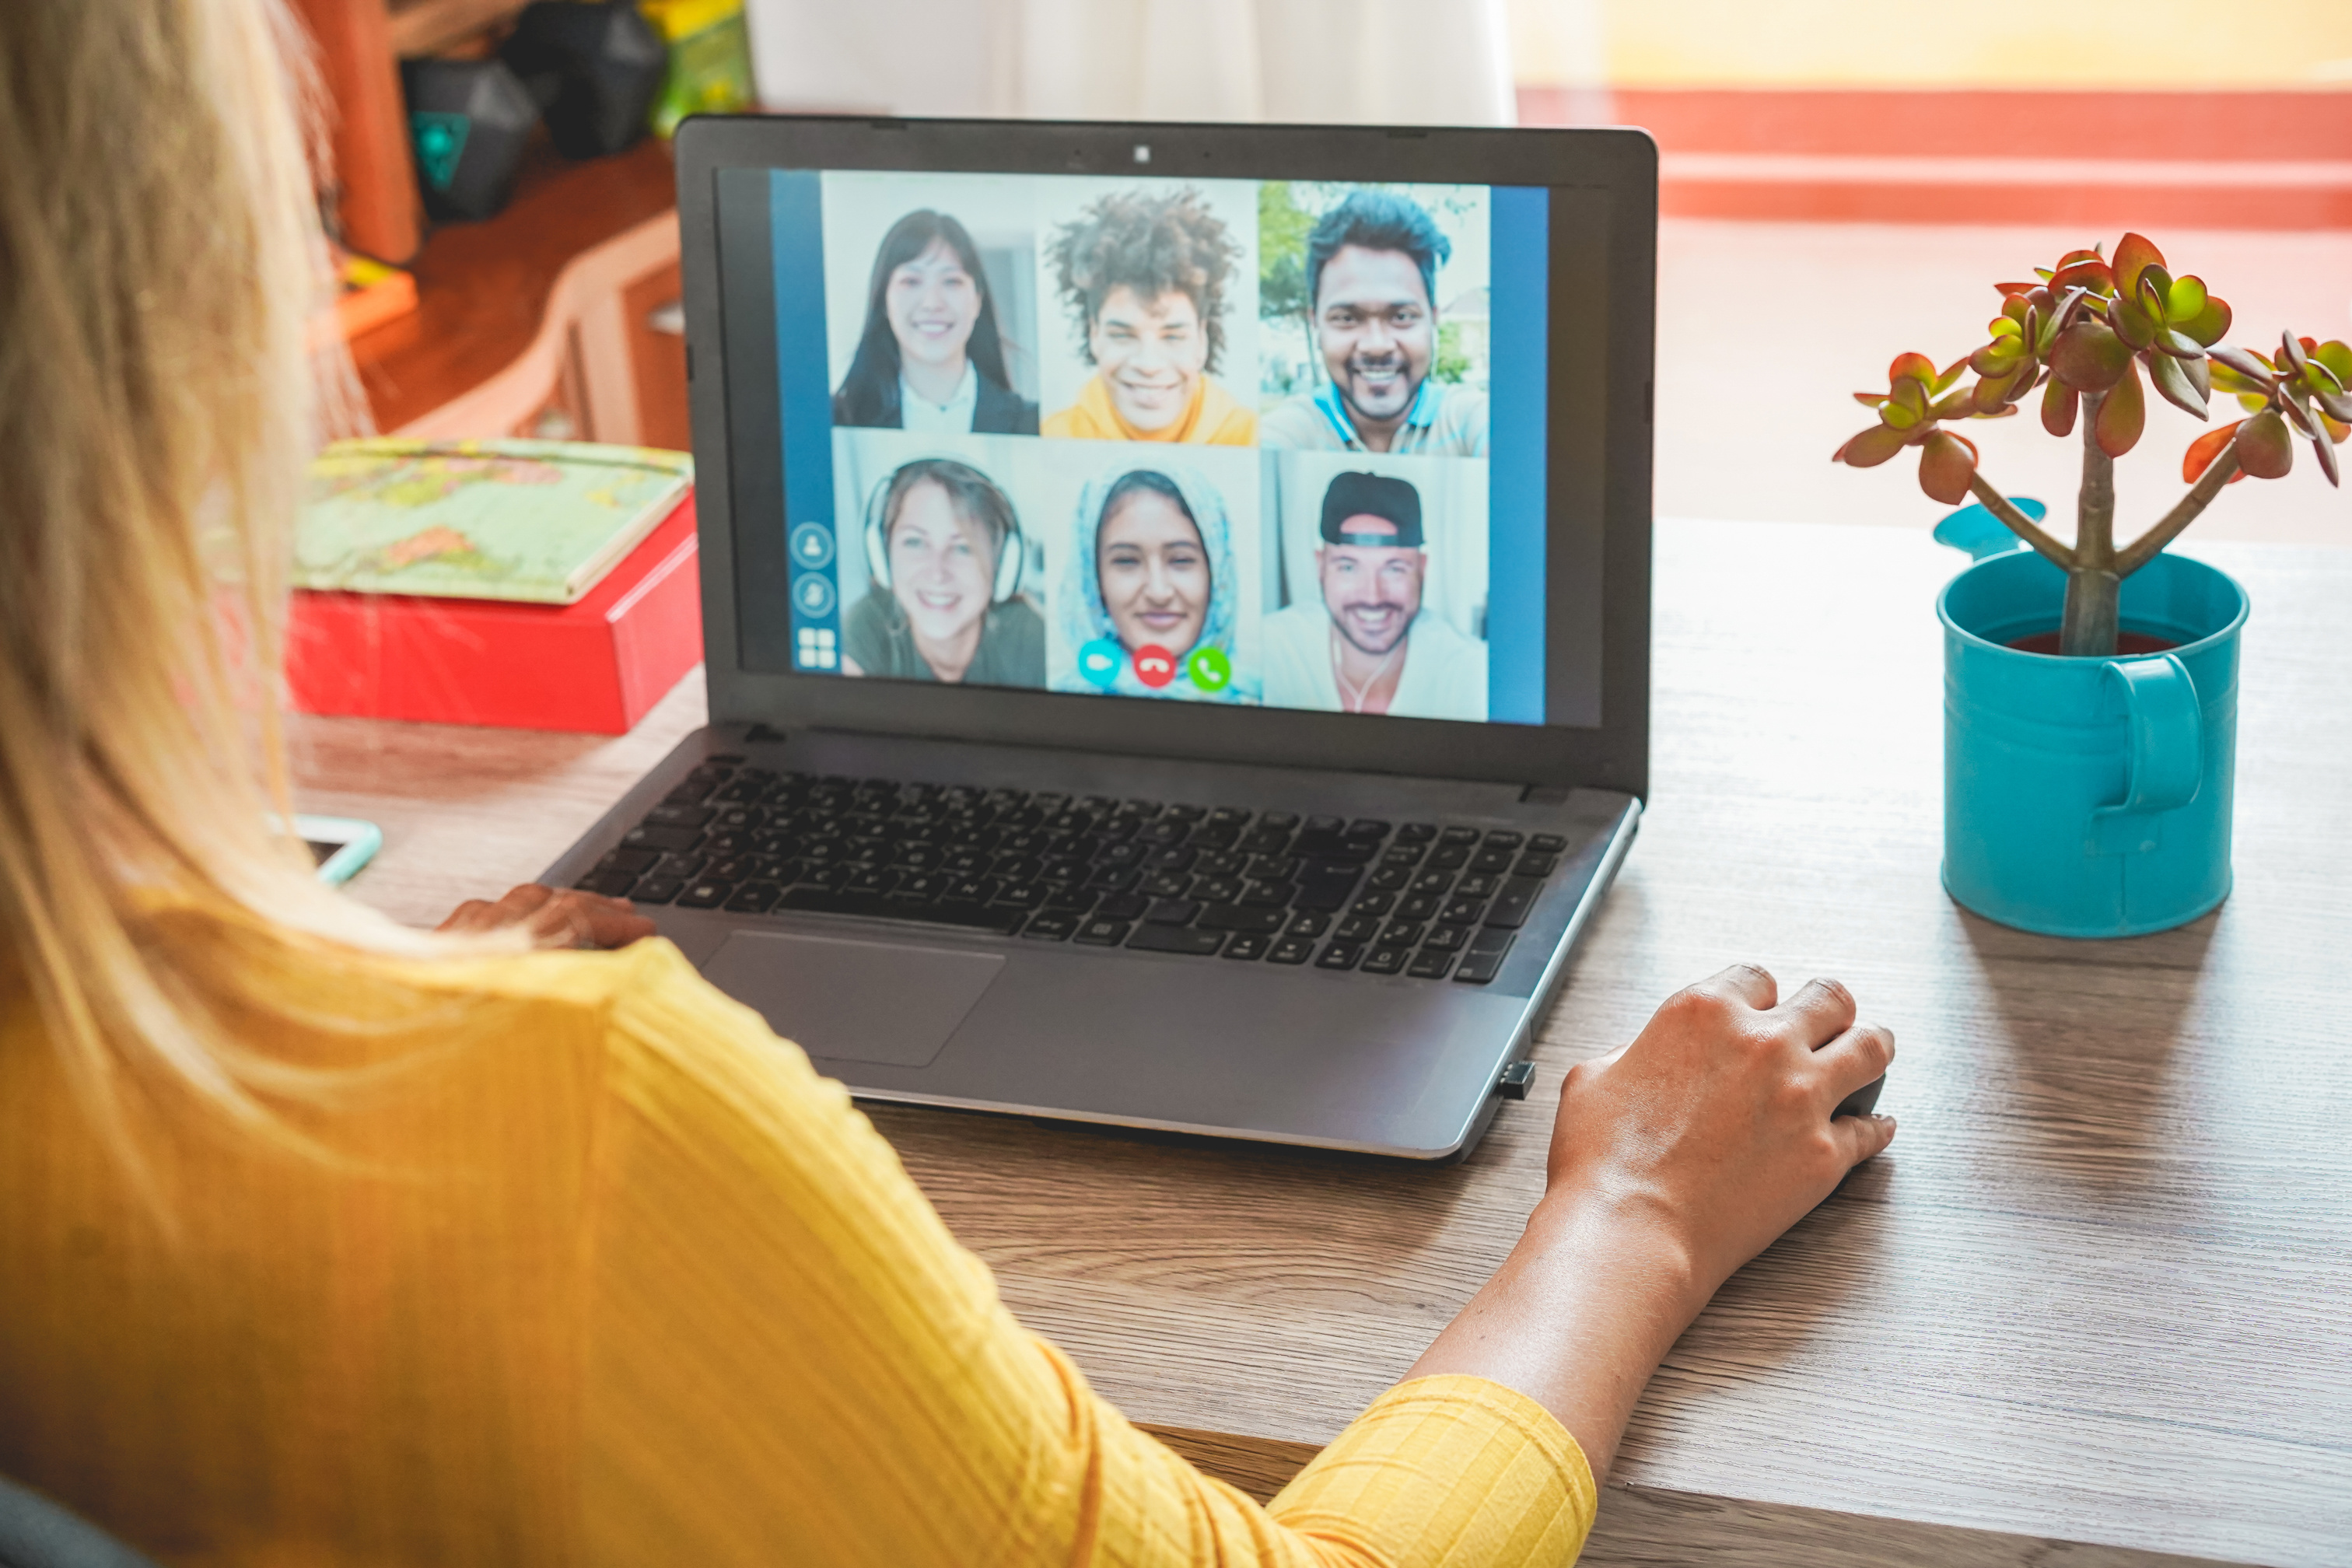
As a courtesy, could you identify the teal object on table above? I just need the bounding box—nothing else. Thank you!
[1937,532,2248,938]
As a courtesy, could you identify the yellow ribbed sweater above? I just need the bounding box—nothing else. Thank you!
[0,934,1594,1565]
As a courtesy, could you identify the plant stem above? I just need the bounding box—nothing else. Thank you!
[2061,394,2120,656]
[2116,447,2243,576]
[1965,474,2077,569]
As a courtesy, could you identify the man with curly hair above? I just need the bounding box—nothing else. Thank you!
[1042,187,1258,446]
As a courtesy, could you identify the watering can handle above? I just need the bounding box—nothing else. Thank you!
[2102,655,2203,817]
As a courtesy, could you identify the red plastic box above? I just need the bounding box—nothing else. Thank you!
[287,492,702,734]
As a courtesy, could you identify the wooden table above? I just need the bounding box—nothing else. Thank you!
[287,519,2352,1568]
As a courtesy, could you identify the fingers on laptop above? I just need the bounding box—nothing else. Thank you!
[439,884,656,949]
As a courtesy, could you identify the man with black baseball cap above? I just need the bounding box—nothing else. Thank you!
[1261,470,1489,719]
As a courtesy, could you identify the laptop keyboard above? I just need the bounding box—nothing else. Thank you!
[575,757,1571,984]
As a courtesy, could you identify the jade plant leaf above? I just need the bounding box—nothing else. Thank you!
[1917,430,1979,505]
[2095,360,2147,457]
[2182,420,2243,483]
[2148,349,2210,418]
[2042,376,2080,437]
[2112,232,2165,294]
[1835,423,1909,468]
[2237,410,2294,478]
[2052,320,2132,392]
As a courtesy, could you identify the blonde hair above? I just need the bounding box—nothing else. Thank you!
[0,0,456,1168]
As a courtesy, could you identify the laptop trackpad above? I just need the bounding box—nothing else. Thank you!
[699,931,1004,1069]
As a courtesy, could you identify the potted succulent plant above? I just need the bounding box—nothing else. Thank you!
[1834,234,2350,938]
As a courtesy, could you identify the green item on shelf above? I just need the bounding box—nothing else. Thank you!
[298,439,692,604]
[639,0,754,138]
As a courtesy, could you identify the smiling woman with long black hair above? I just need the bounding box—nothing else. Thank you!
[831,209,1039,434]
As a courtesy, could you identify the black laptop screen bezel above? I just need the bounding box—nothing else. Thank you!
[674,115,1653,797]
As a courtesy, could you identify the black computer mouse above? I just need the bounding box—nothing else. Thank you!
[1835,1073,1886,1120]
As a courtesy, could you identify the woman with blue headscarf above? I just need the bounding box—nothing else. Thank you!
[1055,464,1258,702]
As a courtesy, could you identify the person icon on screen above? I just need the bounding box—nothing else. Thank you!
[831,211,1038,435]
[1261,471,1486,719]
[841,458,1045,687]
[1259,191,1488,457]
[1054,466,1258,702]
[1041,189,1256,446]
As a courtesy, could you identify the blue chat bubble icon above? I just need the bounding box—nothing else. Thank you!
[1078,637,1124,690]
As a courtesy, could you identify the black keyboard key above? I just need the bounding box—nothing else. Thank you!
[1290,884,1352,914]
[1246,854,1299,882]
[1075,917,1130,946]
[1334,913,1382,943]
[675,880,732,908]
[1350,891,1395,918]
[1361,945,1410,976]
[622,824,703,852]
[701,831,754,858]
[1145,898,1201,925]
[1022,911,1079,941]
[1396,822,1438,844]
[1147,845,1199,873]
[1127,924,1225,957]
[1089,865,1142,891]
[1468,928,1515,956]
[1237,880,1290,908]
[1140,870,1192,899]
[1529,833,1569,853]
[1195,850,1250,878]
[1266,936,1315,964]
[1468,846,1517,873]
[576,870,639,898]
[1411,870,1455,896]
[1426,845,1471,870]
[1223,933,1270,961]
[1516,851,1560,878]
[1192,874,1243,905]
[600,847,662,875]
[1438,826,1481,846]
[1197,904,1284,934]
[894,871,951,902]
[645,803,715,828]
[1422,924,1467,952]
[1099,841,1146,867]
[1383,920,1426,946]
[631,877,684,905]
[1485,877,1544,929]
[1304,814,1346,836]
[1095,892,1149,921]
[994,882,1046,909]
[1346,819,1391,840]
[945,876,999,904]
[1045,887,1099,913]
[840,867,900,896]
[1483,830,1525,850]
[1381,845,1426,868]
[942,849,992,876]
[1407,948,1454,979]
[1439,897,1486,926]
[1259,811,1300,831]
[1207,807,1253,829]
[653,852,707,879]
[1454,950,1507,984]
[1367,866,1411,891]
[723,880,783,913]
[1398,893,1443,922]
[1456,872,1501,899]
[1315,943,1363,971]
[1286,911,1331,937]
[776,886,1025,935]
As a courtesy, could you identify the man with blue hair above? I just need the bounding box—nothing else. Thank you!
[1259,189,1489,457]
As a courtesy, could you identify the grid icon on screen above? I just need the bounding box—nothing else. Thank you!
[796,627,838,670]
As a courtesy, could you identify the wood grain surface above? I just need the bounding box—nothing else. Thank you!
[289,520,2352,1567]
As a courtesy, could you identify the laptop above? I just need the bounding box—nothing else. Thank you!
[543,114,1657,1160]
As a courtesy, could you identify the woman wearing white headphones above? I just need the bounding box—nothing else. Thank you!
[842,458,1047,686]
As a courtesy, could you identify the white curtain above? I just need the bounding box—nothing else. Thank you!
[744,0,1517,126]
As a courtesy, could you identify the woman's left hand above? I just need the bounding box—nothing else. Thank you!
[436,884,656,950]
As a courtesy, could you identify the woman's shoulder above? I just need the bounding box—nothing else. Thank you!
[973,376,1038,435]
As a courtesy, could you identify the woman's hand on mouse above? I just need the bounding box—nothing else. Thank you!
[1543,963,1897,1312]
[437,884,656,950]
[1405,963,1895,1481]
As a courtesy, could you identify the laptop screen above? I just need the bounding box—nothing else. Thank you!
[713,161,1605,730]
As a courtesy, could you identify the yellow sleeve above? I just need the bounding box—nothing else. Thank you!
[580,940,1594,1566]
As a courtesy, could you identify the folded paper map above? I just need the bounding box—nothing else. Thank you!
[297,439,693,604]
